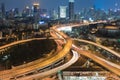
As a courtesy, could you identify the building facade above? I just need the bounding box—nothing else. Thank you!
[1,3,5,18]
[69,0,74,20]
[58,6,67,19]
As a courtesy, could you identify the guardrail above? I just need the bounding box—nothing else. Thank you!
[10,59,65,80]
[16,50,79,80]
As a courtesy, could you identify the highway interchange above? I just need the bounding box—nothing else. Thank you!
[0,22,120,80]
[56,25,120,76]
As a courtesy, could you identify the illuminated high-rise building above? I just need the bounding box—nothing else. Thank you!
[33,3,39,13]
[51,9,58,20]
[58,6,67,19]
[22,6,31,17]
[69,0,74,20]
[32,2,40,29]
[1,3,5,18]
[14,8,19,16]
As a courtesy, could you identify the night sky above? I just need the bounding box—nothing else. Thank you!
[0,0,120,12]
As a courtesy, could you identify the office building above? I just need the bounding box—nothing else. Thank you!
[33,3,39,13]
[33,2,40,29]
[69,0,74,20]
[1,3,5,18]
[58,6,67,19]
[51,9,58,20]
[22,6,31,17]
[14,8,19,16]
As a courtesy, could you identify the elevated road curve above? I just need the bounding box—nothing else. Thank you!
[53,24,120,76]
[74,38,120,58]
[72,39,120,76]
[73,46,120,76]
[17,50,79,80]
[0,37,72,80]
[0,22,120,79]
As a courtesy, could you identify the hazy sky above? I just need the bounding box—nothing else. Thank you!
[0,0,120,12]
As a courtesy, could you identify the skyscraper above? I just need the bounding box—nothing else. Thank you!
[14,8,19,16]
[32,2,40,20]
[33,2,40,29]
[1,3,5,18]
[51,9,58,20]
[22,6,31,17]
[69,0,74,20]
[33,3,39,13]
[58,6,67,19]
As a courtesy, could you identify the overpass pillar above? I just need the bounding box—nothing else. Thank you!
[58,70,63,80]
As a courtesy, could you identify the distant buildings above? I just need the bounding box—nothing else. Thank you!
[40,9,47,17]
[0,1,120,22]
[58,6,67,19]
[51,9,58,20]
[6,8,19,19]
[69,0,74,20]
[32,2,40,20]
[1,3,5,18]
[0,3,5,18]
[22,6,31,17]
[97,26,120,38]
[14,8,19,16]
[32,3,40,29]
[57,0,75,20]
[33,3,39,14]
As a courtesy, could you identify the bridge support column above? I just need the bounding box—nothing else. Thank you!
[58,70,63,80]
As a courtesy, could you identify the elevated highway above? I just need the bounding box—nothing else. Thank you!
[0,33,73,80]
[0,22,120,80]
[72,43,120,76]
[54,24,120,76]
[17,50,79,80]
[74,38,120,58]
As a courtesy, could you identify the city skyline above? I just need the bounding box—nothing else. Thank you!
[0,0,120,12]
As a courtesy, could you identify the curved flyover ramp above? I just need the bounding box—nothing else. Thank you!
[73,38,120,76]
